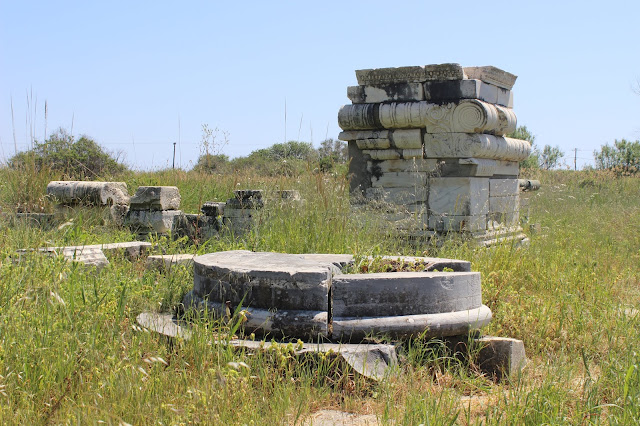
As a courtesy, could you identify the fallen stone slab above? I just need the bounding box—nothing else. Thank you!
[145,254,195,271]
[17,241,151,267]
[47,181,130,206]
[136,312,398,381]
[129,186,180,211]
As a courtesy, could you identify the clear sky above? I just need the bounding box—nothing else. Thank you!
[1,1,639,170]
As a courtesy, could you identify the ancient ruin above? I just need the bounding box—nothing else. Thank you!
[339,64,531,245]
[182,250,492,341]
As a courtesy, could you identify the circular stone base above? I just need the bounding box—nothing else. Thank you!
[185,250,492,341]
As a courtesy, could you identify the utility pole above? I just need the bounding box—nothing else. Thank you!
[574,148,577,171]
[172,142,177,169]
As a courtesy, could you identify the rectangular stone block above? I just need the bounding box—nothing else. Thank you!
[130,186,180,211]
[497,87,514,108]
[365,187,428,205]
[124,210,182,234]
[489,195,519,213]
[423,133,531,161]
[371,172,428,188]
[423,63,465,81]
[348,129,422,149]
[224,208,256,218]
[356,66,427,85]
[463,66,517,90]
[428,177,489,216]
[362,149,401,160]
[348,83,424,103]
[356,138,391,150]
[428,214,487,232]
[457,159,519,177]
[368,159,438,173]
[489,211,520,226]
[424,79,501,105]
[474,336,526,380]
[392,129,423,149]
[402,148,423,159]
[489,179,520,196]
[339,129,389,142]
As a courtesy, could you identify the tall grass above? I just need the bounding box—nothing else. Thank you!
[0,167,639,423]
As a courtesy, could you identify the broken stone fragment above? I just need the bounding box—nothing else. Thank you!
[47,181,130,206]
[129,186,181,211]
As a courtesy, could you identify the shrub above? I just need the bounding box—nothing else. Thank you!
[8,128,127,179]
[594,139,640,175]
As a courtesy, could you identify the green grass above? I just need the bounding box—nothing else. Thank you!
[0,167,639,423]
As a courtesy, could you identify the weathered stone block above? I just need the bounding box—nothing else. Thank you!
[428,177,489,216]
[124,210,182,234]
[355,66,427,85]
[348,140,372,196]
[368,159,438,173]
[456,159,520,177]
[348,83,424,103]
[129,186,180,211]
[489,195,519,214]
[424,79,503,105]
[365,187,428,205]
[489,178,520,196]
[201,201,225,217]
[172,213,219,241]
[332,271,482,318]
[463,66,517,90]
[362,149,401,160]
[423,134,531,161]
[47,181,130,206]
[474,336,526,380]
[423,63,466,81]
[354,129,422,150]
[428,214,488,232]
[371,172,428,188]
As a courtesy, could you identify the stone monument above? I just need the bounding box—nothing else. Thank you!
[339,64,531,245]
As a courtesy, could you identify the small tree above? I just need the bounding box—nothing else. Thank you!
[317,138,348,171]
[540,145,564,170]
[594,139,640,174]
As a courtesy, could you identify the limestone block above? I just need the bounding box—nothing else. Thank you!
[428,214,488,232]
[227,190,264,209]
[474,336,526,380]
[356,138,391,150]
[378,100,514,135]
[457,159,520,177]
[338,129,389,141]
[355,64,465,86]
[129,186,180,211]
[362,149,401,160]
[489,195,519,213]
[201,201,225,217]
[365,187,428,205]
[424,79,503,105]
[192,251,333,311]
[497,88,514,108]
[423,134,531,161]
[428,177,489,216]
[348,83,424,103]
[356,66,428,85]
[402,149,423,158]
[124,209,182,234]
[172,213,219,241]
[99,241,151,259]
[60,246,110,269]
[47,181,130,206]
[371,172,428,188]
[490,179,520,196]
[463,66,517,90]
[368,159,438,173]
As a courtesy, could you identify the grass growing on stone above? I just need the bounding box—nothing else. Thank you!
[0,168,639,423]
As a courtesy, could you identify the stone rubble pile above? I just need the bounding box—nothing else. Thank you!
[339,64,531,244]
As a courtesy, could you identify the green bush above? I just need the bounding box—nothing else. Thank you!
[594,139,640,175]
[8,128,128,179]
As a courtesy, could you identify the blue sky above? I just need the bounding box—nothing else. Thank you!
[1,1,638,170]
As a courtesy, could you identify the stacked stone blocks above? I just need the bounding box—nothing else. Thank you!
[339,64,531,238]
